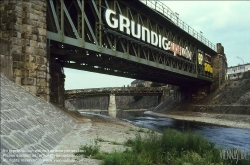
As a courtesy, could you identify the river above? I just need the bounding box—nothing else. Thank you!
[108,110,250,151]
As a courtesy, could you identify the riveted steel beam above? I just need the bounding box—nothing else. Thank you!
[47,0,214,87]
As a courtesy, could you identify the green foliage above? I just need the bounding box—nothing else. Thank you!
[74,140,100,159]
[133,83,144,102]
[100,129,234,165]
[110,141,122,145]
[150,82,163,87]
[124,139,134,147]
[128,127,135,131]
[97,138,106,142]
[136,83,145,87]
[92,152,109,160]
[75,129,250,165]
[137,128,145,132]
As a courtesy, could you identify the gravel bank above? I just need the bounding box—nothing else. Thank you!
[145,111,250,129]
[39,114,151,165]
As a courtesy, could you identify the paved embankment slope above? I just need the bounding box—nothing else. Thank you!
[0,75,77,165]
[40,114,149,165]
[193,78,250,114]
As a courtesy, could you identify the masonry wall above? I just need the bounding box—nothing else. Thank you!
[0,0,50,101]
[211,43,227,91]
[190,43,227,103]
[66,96,159,110]
[0,39,13,80]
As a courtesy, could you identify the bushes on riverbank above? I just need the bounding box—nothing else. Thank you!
[75,129,250,165]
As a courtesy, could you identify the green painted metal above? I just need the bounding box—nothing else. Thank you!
[140,0,216,51]
[46,0,214,86]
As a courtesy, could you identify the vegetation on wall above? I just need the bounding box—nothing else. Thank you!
[150,82,163,87]
[133,83,145,102]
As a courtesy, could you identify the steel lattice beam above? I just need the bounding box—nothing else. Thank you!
[47,0,215,87]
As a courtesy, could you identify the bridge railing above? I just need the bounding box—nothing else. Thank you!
[65,87,164,95]
[139,0,216,51]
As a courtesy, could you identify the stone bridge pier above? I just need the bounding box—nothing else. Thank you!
[108,94,117,117]
[0,0,65,106]
[190,43,227,103]
[0,0,50,101]
[170,43,227,103]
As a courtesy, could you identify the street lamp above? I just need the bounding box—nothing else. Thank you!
[235,56,245,72]
[235,56,245,80]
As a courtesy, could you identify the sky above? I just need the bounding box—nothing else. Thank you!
[64,1,250,90]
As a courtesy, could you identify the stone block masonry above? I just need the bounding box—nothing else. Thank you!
[191,43,227,103]
[211,43,227,92]
[0,0,50,101]
[0,75,77,165]
[0,39,13,80]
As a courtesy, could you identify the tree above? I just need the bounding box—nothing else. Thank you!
[150,82,163,87]
[133,83,145,102]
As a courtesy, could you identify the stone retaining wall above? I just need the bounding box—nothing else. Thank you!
[66,95,158,110]
[192,105,250,115]
[0,0,50,101]
[0,39,13,80]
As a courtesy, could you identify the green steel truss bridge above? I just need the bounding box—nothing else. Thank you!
[47,0,217,87]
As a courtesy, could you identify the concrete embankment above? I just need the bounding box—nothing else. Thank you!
[0,75,77,165]
[65,95,158,111]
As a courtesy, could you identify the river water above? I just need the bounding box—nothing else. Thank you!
[112,111,250,152]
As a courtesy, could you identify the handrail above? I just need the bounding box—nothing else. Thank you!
[139,0,216,52]
[65,87,164,94]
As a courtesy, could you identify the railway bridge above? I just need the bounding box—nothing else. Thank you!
[65,86,169,117]
[0,0,227,110]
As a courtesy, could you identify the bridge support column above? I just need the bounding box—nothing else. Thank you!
[50,58,65,107]
[0,0,50,101]
[190,43,227,103]
[158,88,170,104]
[211,43,227,91]
[190,85,210,103]
[108,94,117,117]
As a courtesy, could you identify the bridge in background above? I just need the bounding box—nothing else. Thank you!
[65,87,164,99]
[65,86,171,117]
